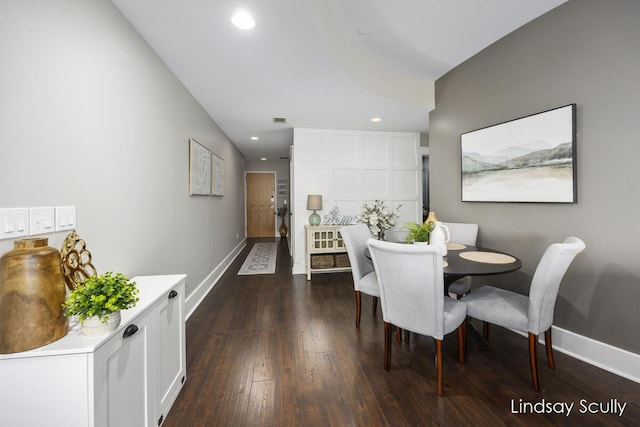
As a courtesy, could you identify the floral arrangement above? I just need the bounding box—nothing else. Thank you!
[359,200,401,239]
[275,206,289,217]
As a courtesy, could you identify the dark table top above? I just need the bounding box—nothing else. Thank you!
[442,244,521,285]
[365,243,522,286]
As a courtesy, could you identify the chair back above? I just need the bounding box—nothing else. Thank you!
[442,222,478,246]
[367,239,446,339]
[340,224,375,291]
[528,237,586,334]
[383,229,409,243]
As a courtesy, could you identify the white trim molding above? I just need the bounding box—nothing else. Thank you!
[550,325,640,384]
[510,325,640,384]
[185,239,246,320]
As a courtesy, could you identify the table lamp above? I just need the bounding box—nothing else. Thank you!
[306,194,322,226]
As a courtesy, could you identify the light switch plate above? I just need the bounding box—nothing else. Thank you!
[29,207,55,236]
[0,208,30,240]
[55,206,77,232]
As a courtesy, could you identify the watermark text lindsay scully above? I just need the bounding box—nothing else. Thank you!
[510,398,627,417]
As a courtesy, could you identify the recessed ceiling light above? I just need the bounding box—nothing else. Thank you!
[260,157,267,161]
[231,10,255,30]
[250,136,259,141]
[371,117,382,122]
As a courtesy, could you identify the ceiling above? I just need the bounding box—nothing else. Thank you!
[112,0,566,162]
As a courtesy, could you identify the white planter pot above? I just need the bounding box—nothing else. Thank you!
[81,311,121,336]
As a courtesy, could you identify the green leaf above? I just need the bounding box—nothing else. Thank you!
[63,271,139,323]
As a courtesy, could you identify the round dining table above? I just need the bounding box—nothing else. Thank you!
[365,242,522,292]
[442,244,522,287]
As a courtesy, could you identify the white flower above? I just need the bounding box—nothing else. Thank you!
[359,200,401,237]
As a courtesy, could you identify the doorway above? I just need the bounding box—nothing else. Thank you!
[246,172,276,237]
[422,154,430,221]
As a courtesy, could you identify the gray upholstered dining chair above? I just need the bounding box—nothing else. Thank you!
[463,236,585,391]
[441,222,478,299]
[340,224,380,328]
[367,239,467,396]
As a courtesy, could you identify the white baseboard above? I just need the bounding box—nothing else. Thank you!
[550,325,640,384]
[292,261,305,276]
[185,240,246,320]
[510,325,640,384]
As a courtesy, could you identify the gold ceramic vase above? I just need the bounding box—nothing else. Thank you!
[0,238,69,353]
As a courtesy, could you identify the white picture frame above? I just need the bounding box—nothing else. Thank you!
[211,152,224,196]
[189,138,212,196]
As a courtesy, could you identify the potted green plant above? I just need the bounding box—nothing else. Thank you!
[403,221,434,243]
[63,271,139,336]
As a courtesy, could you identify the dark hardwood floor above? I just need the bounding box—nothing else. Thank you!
[163,238,639,426]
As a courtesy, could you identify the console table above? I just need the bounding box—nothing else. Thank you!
[305,225,351,280]
[0,274,187,427]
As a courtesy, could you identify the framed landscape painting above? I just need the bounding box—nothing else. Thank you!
[460,104,577,203]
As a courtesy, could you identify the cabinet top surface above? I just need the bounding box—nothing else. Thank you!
[305,224,354,230]
[0,274,186,360]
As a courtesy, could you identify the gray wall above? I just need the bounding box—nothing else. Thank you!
[0,0,246,299]
[430,0,640,354]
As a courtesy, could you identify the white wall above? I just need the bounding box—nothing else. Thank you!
[0,0,246,313]
[292,128,421,275]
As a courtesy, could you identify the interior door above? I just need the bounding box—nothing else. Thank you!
[246,172,276,237]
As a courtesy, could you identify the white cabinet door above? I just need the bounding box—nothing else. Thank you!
[0,353,90,427]
[93,309,156,427]
[156,283,186,425]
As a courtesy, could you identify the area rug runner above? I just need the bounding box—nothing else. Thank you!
[238,243,277,275]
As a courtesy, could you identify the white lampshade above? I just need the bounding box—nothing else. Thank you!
[306,194,322,211]
[306,194,322,226]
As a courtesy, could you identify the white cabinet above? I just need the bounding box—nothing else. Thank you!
[0,274,186,427]
[94,306,156,427]
[155,284,186,423]
[305,225,351,280]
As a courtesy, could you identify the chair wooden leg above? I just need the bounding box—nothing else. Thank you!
[355,291,362,328]
[529,333,542,391]
[372,297,378,314]
[384,322,392,370]
[395,327,402,343]
[458,324,465,364]
[436,339,444,396]
[404,330,410,343]
[464,317,469,360]
[545,328,555,369]
[483,322,490,340]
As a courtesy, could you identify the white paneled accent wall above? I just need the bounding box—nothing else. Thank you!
[292,128,422,276]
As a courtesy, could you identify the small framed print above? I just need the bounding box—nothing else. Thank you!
[211,152,224,196]
[189,138,211,196]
